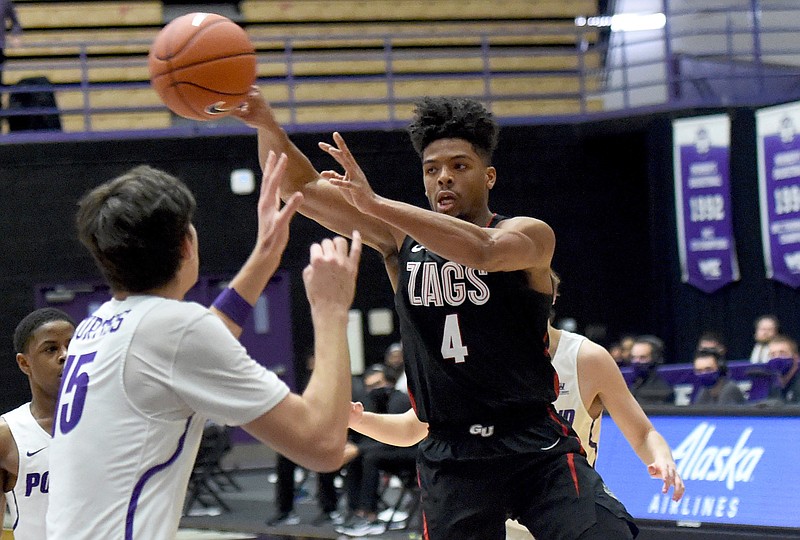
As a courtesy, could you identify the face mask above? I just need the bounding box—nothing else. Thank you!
[697,371,720,388]
[632,363,653,380]
[767,357,794,376]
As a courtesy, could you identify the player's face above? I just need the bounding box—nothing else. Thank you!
[17,320,74,399]
[421,138,495,222]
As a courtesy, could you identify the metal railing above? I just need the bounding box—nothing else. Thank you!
[1,1,799,142]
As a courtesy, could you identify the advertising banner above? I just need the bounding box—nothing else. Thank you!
[596,414,800,528]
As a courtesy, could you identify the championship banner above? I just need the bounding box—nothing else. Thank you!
[756,101,800,288]
[673,115,739,293]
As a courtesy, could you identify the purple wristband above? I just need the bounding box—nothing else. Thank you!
[212,287,253,328]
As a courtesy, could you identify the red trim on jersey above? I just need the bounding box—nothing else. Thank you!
[566,453,580,496]
[418,469,430,540]
[548,407,581,495]
[485,213,497,227]
[408,388,418,414]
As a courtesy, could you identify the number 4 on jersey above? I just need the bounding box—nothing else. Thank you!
[441,313,468,363]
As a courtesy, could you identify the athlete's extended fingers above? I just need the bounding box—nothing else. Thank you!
[332,235,349,257]
[273,192,303,231]
[261,152,288,207]
[348,231,362,265]
[670,472,686,501]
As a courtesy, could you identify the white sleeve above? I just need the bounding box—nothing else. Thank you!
[169,308,290,426]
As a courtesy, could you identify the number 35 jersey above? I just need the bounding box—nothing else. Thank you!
[395,216,558,427]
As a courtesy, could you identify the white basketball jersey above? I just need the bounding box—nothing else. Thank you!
[552,330,601,467]
[2,402,50,540]
[47,295,289,540]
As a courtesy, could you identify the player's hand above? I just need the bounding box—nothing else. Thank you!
[303,231,362,316]
[348,401,365,428]
[647,460,685,501]
[254,151,303,259]
[318,132,379,214]
[231,86,273,128]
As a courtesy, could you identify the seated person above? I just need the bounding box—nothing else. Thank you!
[766,334,800,403]
[696,330,727,358]
[266,351,343,527]
[692,348,745,405]
[750,314,780,364]
[338,364,417,536]
[629,335,675,405]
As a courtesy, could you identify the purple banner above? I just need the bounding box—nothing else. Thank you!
[756,101,800,288]
[673,115,739,293]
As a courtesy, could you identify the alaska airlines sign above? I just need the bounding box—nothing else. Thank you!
[596,414,800,529]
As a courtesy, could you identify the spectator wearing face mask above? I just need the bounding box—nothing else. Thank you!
[692,348,745,406]
[629,335,675,405]
[766,335,800,403]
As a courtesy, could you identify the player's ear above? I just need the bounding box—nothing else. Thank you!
[485,166,497,190]
[16,353,32,376]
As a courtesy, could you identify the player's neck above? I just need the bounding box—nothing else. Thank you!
[548,326,561,357]
[29,395,56,432]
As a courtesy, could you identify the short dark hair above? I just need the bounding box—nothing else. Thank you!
[363,363,397,385]
[634,335,665,364]
[407,97,500,164]
[75,165,196,293]
[13,308,75,354]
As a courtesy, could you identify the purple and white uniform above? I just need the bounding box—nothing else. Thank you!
[552,330,602,467]
[46,296,289,539]
[2,403,50,540]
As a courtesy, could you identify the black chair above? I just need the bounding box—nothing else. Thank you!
[183,424,238,515]
[378,459,421,532]
[6,76,62,132]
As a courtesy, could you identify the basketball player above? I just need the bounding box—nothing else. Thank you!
[0,308,74,540]
[345,277,685,539]
[46,153,362,539]
[235,93,637,539]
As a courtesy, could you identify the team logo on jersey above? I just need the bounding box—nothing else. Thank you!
[468,424,495,437]
[26,447,46,457]
[411,244,426,253]
[406,261,490,307]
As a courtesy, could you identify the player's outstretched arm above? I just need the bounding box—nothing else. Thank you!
[0,419,18,516]
[585,341,685,501]
[211,151,303,337]
[242,233,362,472]
[348,403,427,447]
[233,88,399,257]
[320,132,554,275]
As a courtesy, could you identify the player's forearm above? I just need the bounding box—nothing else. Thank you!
[363,195,496,269]
[352,409,427,447]
[254,124,320,200]
[300,310,352,465]
[635,429,675,467]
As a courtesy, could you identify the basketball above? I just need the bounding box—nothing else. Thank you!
[148,13,256,121]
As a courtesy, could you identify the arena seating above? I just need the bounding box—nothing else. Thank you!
[2,0,602,133]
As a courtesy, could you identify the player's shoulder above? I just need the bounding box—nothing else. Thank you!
[0,416,18,469]
[576,337,619,375]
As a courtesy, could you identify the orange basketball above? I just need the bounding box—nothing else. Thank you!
[148,13,256,121]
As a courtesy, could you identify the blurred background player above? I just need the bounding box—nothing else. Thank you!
[1,308,74,540]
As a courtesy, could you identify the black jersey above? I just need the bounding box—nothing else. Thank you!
[395,215,558,427]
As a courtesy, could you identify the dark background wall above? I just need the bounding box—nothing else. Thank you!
[1,107,797,412]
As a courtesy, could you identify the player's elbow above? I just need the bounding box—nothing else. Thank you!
[303,432,348,472]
